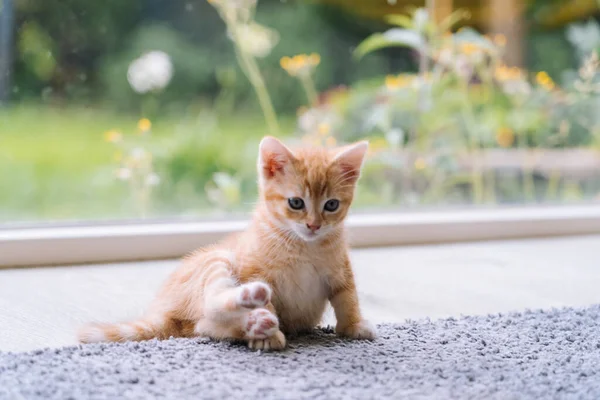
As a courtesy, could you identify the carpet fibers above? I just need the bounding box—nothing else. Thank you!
[1,306,600,399]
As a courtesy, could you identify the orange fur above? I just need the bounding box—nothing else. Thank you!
[78,136,376,350]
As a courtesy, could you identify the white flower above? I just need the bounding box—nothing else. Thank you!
[233,23,279,58]
[115,168,132,181]
[297,107,339,134]
[145,173,160,186]
[298,108,318,133]
[213,172,236,188]
[127,51,173,94]
[385,128,404,148]
[209,0,257,11]
[130,147,146,160]
[364,104,388,132]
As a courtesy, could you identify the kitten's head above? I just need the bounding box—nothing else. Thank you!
[257,136,368,242]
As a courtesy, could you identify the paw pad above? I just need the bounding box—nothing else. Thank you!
[237,282,271,309]
[244,309,278,339]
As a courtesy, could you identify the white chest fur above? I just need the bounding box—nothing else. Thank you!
[272,261,329,334]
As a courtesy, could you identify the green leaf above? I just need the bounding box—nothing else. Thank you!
[507,108,544,133]
[385,14,414,29]
[438,9,471,33]
[354,29,424,59]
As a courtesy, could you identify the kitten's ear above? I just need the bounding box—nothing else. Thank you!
[332,141,369,184]
[258,136,295,179]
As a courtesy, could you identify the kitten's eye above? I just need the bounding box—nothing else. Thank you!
[324,199,340,212]
[288,197,305,210]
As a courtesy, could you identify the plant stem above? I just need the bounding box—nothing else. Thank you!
[414,3,433,144]
[517,133,535,202]
[470,150,485,204]
[299,75,319,106]
[139,186,149,219]
[546,170,561,201]
[220,11,279,136]
[459,81,484,204]
[477,63,498,204]
[485,167,496,204]
[236,49,280,136]
[426,0,436,22]
[523,156,535,202]
[417,37,429,114]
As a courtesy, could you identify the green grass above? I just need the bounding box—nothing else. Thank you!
[4,104,592,225]
[0,104,294,223]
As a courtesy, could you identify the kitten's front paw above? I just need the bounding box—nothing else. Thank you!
[248,330,286,351]
[243,308,279,339]
[337,320,377,340]
[236,281,272,309]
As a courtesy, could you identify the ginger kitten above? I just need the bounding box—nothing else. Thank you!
[79,136,376,350]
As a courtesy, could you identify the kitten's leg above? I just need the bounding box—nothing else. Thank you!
[330,286,376,340]
[204,278,272,322]
[195,306,286,350]
[196,305,286,351]
[200,256,286,350]
[329,258,376,340]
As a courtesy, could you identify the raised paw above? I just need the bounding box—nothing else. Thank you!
[243,308,279,339]
[236,281,272,309]
[337,320,377,340]
[248,330,286,351]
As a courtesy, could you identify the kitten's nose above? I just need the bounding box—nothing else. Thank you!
[306,223,321,232]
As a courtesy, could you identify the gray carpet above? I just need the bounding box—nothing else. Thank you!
[1,306,600,400]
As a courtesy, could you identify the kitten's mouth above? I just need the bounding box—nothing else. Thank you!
[304,231,319,239]
[293,228,322,242]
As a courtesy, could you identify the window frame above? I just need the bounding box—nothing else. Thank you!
[1,204,600,268]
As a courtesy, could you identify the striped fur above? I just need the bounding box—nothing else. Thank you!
[78,136,375,350]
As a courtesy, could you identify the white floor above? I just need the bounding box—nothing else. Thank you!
[1,235,599,353]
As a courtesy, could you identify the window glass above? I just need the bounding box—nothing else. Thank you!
[1,0,599,224]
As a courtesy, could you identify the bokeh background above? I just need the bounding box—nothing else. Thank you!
[1,0,600,224]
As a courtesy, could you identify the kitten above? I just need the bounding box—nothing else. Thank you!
[78,136,376,350]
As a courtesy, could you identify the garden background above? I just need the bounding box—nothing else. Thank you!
[1,0,600,224]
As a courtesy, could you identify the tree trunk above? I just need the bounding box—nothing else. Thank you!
[487,0,525,67]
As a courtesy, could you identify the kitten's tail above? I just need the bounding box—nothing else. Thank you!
[78,316,194,344]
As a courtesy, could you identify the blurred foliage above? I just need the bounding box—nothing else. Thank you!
[319,0,597,28]
[13,0,143,100]
[99,24,218,114]
[527,29,576,84]
[0,104,293,221]
[4,1,600,222]
[12,0,395,113]
[12,0,596,113]
[529,0,599,28]
[292,9,600,206]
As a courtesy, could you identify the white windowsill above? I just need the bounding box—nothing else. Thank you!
[1,205,600,268]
